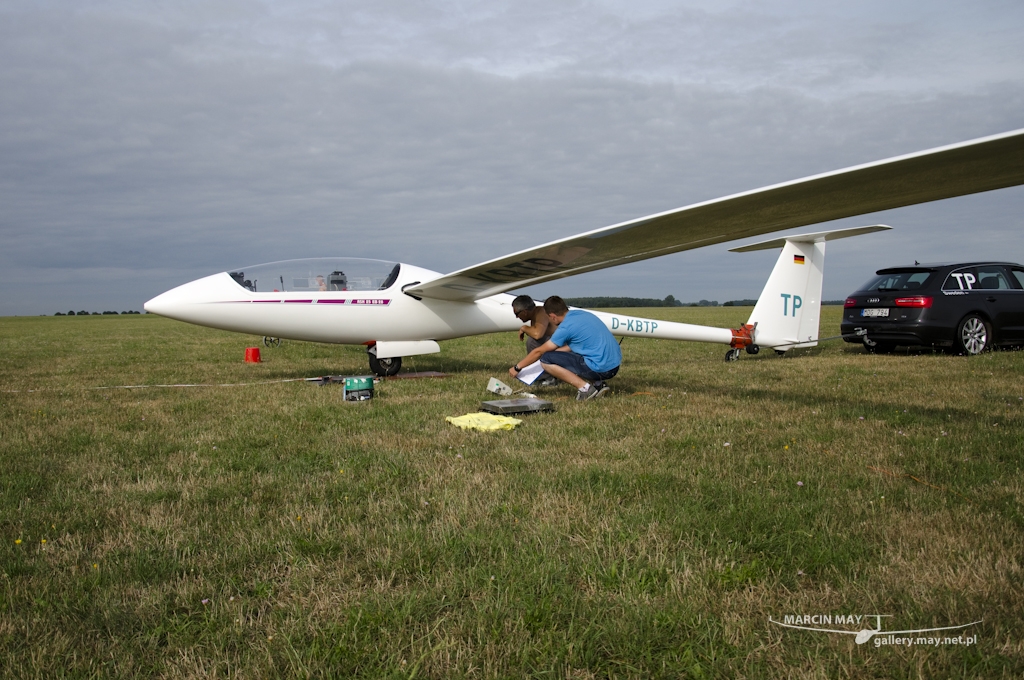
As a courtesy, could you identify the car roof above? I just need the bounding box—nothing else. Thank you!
[875,261,1022,274]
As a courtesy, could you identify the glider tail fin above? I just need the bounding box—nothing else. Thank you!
[732,225,890,352]
[747,239,825,350]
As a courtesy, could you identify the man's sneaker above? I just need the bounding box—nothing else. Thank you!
[576,381,610,401]
[576,384,596,401]
[593,381,610,398]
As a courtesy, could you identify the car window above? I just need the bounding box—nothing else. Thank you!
[943,267,979,291]
[1012,268,1024,290]
[862,271,933,291]
[975,265,1012,290]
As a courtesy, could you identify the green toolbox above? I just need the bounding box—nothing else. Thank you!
[344,376,375,401]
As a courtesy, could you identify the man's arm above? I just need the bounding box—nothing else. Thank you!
[518,324,536,340]
[520,311,551,340]
[509,339,558,379]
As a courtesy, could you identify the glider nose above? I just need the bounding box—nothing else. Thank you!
[144,278,207,319]
[144,272,241,322]
[143,288,179,317]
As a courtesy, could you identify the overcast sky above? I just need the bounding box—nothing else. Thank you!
[2,0,1022,315]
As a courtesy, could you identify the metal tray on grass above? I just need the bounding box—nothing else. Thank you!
[480,398,554,415]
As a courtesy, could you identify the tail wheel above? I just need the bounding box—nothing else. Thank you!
[955,314,990,355]
[724,348,741,362]
[369,353,402,376]
[263,336,281,347]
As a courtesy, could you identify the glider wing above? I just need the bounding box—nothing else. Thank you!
[406,128,1024,302]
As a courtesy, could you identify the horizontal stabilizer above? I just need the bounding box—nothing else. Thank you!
[728,225,891,252]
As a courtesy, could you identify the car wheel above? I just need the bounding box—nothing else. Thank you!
[369,353,402,376]
[955,314,990,355]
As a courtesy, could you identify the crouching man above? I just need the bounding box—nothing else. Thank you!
[511,294,555,353]
[509,296,621,401]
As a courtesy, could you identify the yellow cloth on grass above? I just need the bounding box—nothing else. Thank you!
[445,412,523,431]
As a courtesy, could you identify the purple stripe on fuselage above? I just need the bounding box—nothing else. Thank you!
[316,299,346,304]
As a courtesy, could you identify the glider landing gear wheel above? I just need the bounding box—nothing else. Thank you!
[745,344,760,355]
[724,348,741,362]
[774,349,786,356]
[369,353,402,377]
[263,336,281,347]
[955,314,990,355]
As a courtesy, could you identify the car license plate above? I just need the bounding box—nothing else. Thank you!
[861,308,889,318]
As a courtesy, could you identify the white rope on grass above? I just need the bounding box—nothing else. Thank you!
[2,377,315,393]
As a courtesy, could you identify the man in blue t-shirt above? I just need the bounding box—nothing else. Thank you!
[509,296,621,401]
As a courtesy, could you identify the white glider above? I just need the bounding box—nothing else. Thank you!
[145,128,1024,375]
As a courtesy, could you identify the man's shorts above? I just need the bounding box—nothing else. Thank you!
[540,350,619,382]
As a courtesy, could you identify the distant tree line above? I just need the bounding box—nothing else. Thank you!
[722,299,848,307]
[564,295,721,308]
[55,311,142,316]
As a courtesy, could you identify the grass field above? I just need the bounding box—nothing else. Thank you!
[1,307,1022,678]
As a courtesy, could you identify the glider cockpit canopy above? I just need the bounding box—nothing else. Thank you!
[227,258,401,293]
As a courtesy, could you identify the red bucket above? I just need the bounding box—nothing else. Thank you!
[244,347,262,363]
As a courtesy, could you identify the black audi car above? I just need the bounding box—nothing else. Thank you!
[841,262,1024,354]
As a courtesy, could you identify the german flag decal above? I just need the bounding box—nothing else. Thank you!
[793,255,805,264]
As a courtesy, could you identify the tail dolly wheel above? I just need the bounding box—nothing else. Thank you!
[725,323,756,362]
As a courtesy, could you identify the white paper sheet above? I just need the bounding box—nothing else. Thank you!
[515,361,545,385]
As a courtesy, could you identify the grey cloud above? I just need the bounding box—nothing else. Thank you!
[54,0,1024,91]
[1,3,1023,315]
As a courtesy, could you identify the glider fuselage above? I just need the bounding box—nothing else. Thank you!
[144,259,521,345]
